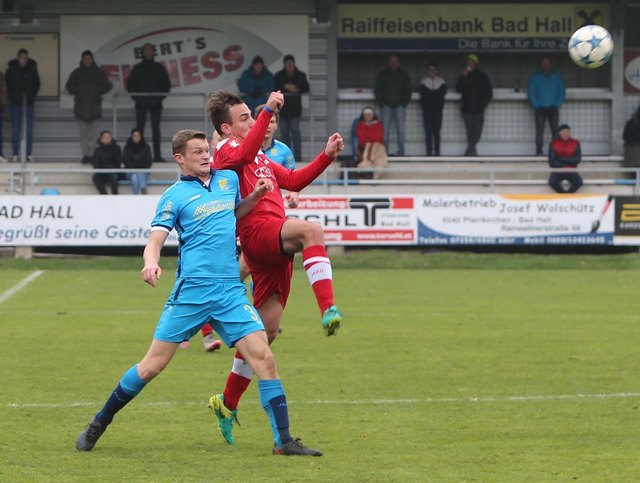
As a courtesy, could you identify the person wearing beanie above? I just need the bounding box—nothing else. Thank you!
[237,55,274,113]
[548,124,583,193]
[65,50,113,164]
[274,54,309,162]
[455,53,493,156]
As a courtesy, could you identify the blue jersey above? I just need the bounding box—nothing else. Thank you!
[151,169,241,280]
[263,139,296,169]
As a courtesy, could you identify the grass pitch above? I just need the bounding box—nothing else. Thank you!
[0,251,639,482]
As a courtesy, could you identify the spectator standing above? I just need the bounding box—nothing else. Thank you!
[355,106,388,179]
[0,70,6,162]
[5,48,40,161]
[127,43,171,162]
[122,128,153,194]
[419,62,447,156]
[528,57,566,155]
[237,55,274,114]
[455,54,492,156]
[623,107,640,178]
[65,50,113,164]
[548,124,582,193]
[92,130,122,195]
[374,54,412,156]
[274,54,309,162]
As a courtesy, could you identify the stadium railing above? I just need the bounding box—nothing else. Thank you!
[2,162,639,195]
[111,91,209,141]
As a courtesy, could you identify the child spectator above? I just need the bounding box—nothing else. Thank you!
[419,62,447,156]
[122,128,153,194]
[91,130,122,195]
[355,106,388,179]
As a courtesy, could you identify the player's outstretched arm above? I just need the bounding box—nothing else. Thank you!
[273,132,344,192]
[141,229,169,287]
[235,179,274,219]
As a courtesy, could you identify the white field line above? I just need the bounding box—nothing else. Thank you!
[0,270,44,304]
[6,391,640,409]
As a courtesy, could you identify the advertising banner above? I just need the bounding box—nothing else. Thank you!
[416,194,615,245]
[1,194,634,247]
[59,16,308,108]
[337,3,609,51]
[0,195,417,247]
[613,196,640,245]
[289,195,417,245]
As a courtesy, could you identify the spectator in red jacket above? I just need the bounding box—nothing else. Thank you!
[548,123,582,193]
[355,106,387,179]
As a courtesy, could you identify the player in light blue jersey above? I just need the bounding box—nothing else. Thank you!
[76,127,323,456]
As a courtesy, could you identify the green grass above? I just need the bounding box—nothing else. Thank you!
[0,251,639,481]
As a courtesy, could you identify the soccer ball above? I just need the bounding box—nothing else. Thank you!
[568,25,614,69]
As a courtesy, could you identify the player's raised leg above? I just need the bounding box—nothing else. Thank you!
[75,339,179,451]
[281,218,342,336]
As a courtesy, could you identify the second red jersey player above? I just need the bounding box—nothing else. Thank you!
[205,90,344,445]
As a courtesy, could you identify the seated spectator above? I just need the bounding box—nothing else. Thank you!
[548,124,582,193]
[122,128,153,194]
[623,107,640,179]
[91,130,122,195]
[355,106,388,179]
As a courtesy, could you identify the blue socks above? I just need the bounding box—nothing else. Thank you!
[95,365,148,426]
[258,379,292,447]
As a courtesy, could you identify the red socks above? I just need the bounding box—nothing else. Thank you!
[302,245,334,314]
[222,351,254,410]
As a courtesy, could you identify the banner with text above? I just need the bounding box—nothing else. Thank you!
[2,194,634,247]
[0,195,417,247]
[417,194,615,246]
[59,15,308,109]
[338,3,610,51]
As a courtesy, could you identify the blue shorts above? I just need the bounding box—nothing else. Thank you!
[153,278,264,347]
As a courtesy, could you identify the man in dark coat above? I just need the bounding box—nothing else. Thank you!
[374,54,413,156]
[274,54,309,162]
[455,54,492,156]
[5,48,40,161]
[127,43,171,161]
[66,50,113,164]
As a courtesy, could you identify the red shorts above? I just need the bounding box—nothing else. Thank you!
[239,218,293,309]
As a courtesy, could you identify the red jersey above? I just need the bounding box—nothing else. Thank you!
[213,109,333,237]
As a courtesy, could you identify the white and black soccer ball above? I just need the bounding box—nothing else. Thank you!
[568,25,614,69]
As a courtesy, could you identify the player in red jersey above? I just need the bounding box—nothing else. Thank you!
[204,90,344,445]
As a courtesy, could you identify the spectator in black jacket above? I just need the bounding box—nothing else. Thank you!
[5,48,40,161]
[419,62,447,156]
[65,50,113,164]
[122,128,153,194]
[274,54,309,162]
[127,43,171,162]
[623,107,640,178]
[92,130,122,195]
[0,70,6,162]
[455,54,492,156]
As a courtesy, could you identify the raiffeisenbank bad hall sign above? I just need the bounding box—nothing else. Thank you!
[337,3,610,51]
